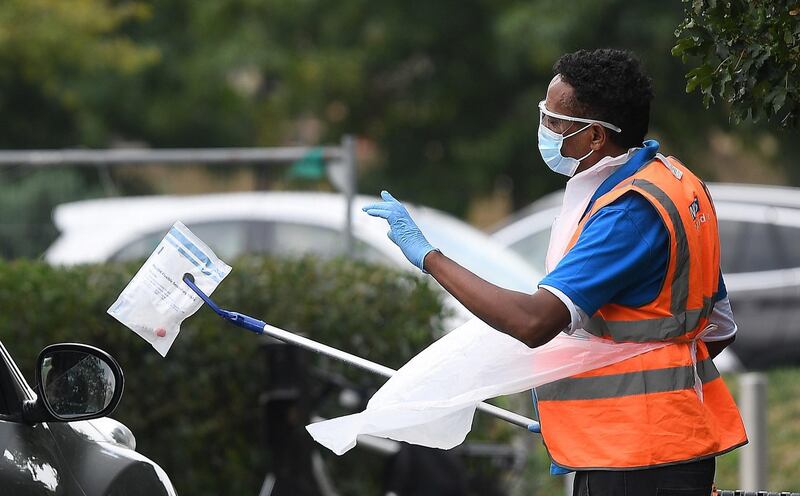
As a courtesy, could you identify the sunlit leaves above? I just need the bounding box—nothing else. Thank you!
[674,0,800,127]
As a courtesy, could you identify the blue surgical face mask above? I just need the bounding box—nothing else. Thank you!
[538,121,593,177]
[537,100,622,177]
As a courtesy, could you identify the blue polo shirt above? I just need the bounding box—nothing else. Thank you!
[539,140,726,318]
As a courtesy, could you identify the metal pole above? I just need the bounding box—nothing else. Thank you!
[341,135,356,254]
[0,147,346,167]
[261,323,540,431]
[717,492,799,496]
[739,372,768,491]
[564,472,575,496]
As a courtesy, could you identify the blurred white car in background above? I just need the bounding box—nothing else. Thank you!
[490,183,800,371]
[46,191,543,327]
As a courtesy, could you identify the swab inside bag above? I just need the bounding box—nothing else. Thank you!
[107,221,231,356]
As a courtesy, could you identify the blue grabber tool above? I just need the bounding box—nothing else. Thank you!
[182,273,540,433]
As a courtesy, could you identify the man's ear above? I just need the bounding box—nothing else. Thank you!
[589,123,606,150]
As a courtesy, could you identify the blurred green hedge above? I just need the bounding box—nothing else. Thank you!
[0,256,448,495]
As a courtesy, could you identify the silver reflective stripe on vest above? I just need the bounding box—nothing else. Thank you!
[696,355,720,383]
[586,297,715,342]
[636,180,690,317]
[584,177,710,342]
[536,357,720,402]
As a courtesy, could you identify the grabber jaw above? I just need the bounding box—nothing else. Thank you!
[182,273,265,335]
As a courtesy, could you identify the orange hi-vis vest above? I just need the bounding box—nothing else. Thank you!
[536,155,747,470]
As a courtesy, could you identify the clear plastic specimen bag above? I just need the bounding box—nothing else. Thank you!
[108,222,231,356]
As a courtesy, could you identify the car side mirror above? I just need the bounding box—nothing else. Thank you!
[23,343,124,424]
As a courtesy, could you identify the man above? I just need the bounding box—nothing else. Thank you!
[364,48,746,495]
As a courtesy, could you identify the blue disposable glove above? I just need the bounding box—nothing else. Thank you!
[362,190,437,272]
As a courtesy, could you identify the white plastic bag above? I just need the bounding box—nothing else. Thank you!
[107,221,231,356]
[306,317,667,455]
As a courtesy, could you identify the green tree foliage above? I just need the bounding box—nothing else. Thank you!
[247,0,720,213]
[1,0,795,252]
[94,0,265,147]
[674,0,800,127]
[111,0,716,213]
[0,0,158,147]
[0,0,726,213]
[0,0,160,259]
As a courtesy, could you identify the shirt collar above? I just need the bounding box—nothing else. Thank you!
[582,140,660,218]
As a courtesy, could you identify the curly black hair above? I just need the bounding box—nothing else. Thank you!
[553,49,654,149]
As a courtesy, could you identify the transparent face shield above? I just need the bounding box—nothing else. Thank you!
[537,100,622,135]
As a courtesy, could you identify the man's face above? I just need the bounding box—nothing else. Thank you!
[542,75,595,163]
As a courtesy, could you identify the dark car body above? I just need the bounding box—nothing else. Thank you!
[0,340,176,495]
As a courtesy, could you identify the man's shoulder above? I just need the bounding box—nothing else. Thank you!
[601,190,661,220]
[588,190,668,247]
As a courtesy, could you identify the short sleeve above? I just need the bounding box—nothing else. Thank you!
[704,295,737,341]
[538,192,669,316]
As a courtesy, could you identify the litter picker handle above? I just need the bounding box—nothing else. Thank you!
[181,274,540,432]
[260,323,540,432]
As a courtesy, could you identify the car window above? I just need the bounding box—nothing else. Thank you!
[0,373,10,415]
[502,218,800,276]
[717,220,744,273]
[111,221,250,262]
[266,222,346,258]
[110,232,165,262]
[719,219,800,273]
[111,220,393,265]
[254,222,393,265]
[508,227,551,273]
[187,222,250,261]
[419,216,541,292]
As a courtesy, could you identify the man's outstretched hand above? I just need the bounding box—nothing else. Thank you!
[364,192,569,348]
[362,190,437,272]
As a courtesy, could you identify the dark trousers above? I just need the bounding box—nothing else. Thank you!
[572,457,715,496]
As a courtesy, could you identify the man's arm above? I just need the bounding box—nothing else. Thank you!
[702,279,738,359]
[362,191,570,347]
[363,190,663,349]
[424,250,570,347]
